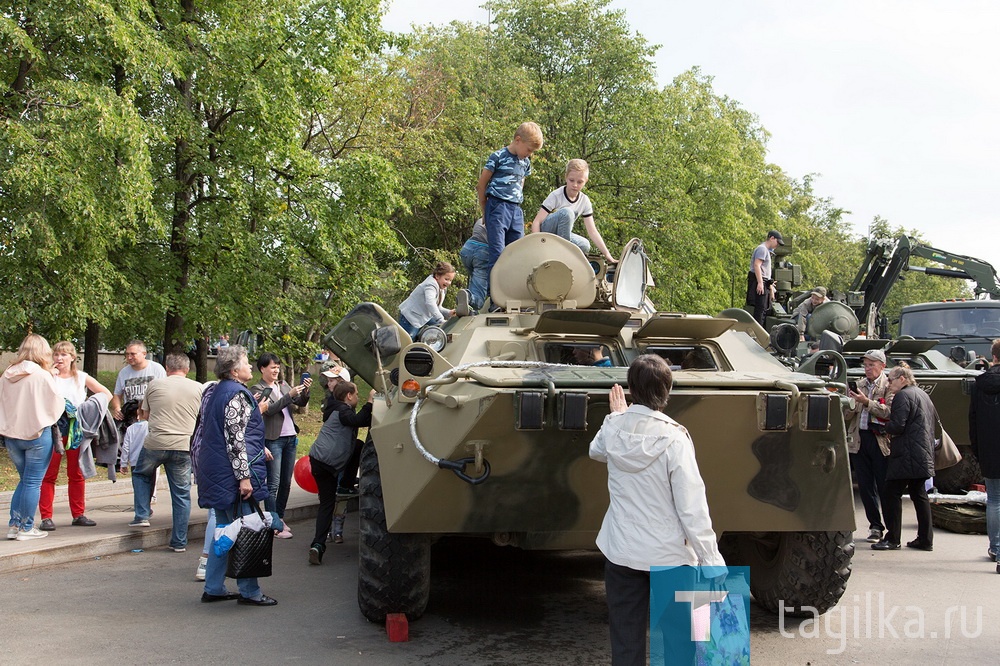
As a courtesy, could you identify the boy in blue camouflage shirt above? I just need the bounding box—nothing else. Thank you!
[476,122,544,286]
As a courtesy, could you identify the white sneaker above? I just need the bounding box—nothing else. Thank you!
[16,527,49,541]
[196,557,207,581]
[7,526,19,540]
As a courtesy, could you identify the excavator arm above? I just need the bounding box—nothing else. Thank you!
[847,235,999,337]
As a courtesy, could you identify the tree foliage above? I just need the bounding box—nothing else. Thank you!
[0,0,971,361]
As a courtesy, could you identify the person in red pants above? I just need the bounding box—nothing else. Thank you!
[38,341,111,530]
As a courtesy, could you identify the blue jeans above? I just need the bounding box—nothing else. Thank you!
[398,313,420,339]
[132,448,191,550]
[266,435,297,519]
[460,239,490,310]
[986,477,1000,562]
[484,197,524,272]
[6,429,54,531]
[540,208,591,254]
[203,502,264,600]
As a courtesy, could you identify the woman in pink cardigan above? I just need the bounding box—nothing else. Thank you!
[1,334,65,541]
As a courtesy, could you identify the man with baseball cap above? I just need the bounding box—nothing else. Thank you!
[845,348,894,543]
[319,361,361,497]
[795,286,830,339]
[746,230,784,327]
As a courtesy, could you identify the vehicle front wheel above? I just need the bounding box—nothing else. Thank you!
[357,438,431,623]
[719,530,854,617]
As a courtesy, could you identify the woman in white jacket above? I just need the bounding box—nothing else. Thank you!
[398,261,456,338]
[590,354,726,666]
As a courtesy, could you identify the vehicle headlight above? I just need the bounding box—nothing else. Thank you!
[418,326,448,352]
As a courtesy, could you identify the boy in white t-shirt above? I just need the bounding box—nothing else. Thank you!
[530,159,616,263]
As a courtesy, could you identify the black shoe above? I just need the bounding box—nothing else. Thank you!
[237,595,277,607]
[72,515,97,527]
[336,486,359,498]
[906,539,933,551]
[871,540,901,551]
[39,519,56,531]
[309,544,324,565]
[201,592,240,603]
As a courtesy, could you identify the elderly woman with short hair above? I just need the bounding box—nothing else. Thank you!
[590,354,726,665]
[195,345,277,606]
[872,364,936,552]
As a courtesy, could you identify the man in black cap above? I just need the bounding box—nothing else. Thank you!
[746,230,784,326]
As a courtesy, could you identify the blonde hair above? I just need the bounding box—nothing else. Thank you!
[565,158,589,177]
[52,340,79,377]
[14,333,53,371]
[515,121,544,150]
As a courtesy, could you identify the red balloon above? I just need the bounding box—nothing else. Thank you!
[294,455,319,494]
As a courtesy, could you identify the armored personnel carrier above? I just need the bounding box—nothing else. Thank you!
[323,234,856,623]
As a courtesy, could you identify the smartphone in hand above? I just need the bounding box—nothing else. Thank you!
[848,381,859,393]
[257,387,273,402]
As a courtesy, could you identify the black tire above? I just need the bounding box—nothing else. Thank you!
[719,531,854,617]
[933,445,983,494]
[357,438,431,623]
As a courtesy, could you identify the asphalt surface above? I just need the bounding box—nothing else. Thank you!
[2,481,997,664]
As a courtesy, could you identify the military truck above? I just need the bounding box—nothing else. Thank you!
[324,234,856,623]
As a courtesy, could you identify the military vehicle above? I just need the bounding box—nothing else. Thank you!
[739,301,983,494]
[323,234,856,623]
[898,300,1000,362]
[851,234,1000,359]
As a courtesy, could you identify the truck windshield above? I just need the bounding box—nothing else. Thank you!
[899,306,1000,339]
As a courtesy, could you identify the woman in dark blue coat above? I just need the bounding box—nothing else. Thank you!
[196,345,277,606]
[873,365,936,552]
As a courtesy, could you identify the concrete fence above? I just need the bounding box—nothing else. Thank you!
[0,350,135,373]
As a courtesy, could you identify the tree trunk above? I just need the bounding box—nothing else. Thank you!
[163,1,195,357]
[194,332,209,383]
[83,319,101,377]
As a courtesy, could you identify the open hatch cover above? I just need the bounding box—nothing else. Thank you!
[533,309,632,336]
[633,314,736,340]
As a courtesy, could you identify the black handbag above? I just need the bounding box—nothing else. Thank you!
[225,498,274,579]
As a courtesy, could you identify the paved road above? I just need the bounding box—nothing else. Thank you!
[2,500,997,664]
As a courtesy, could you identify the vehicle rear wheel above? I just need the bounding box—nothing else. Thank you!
[719,531,854,617]
[357,438,431,623]
[933,445,983,494]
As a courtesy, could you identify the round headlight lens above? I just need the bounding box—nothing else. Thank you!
[418,326,447,352]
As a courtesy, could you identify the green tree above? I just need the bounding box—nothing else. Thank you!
[0,1,166,347]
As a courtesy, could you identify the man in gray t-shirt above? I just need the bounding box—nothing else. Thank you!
[112,340,167,420]
[746,230,784,326]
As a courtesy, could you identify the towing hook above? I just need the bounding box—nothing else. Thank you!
[438,457,492,485]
